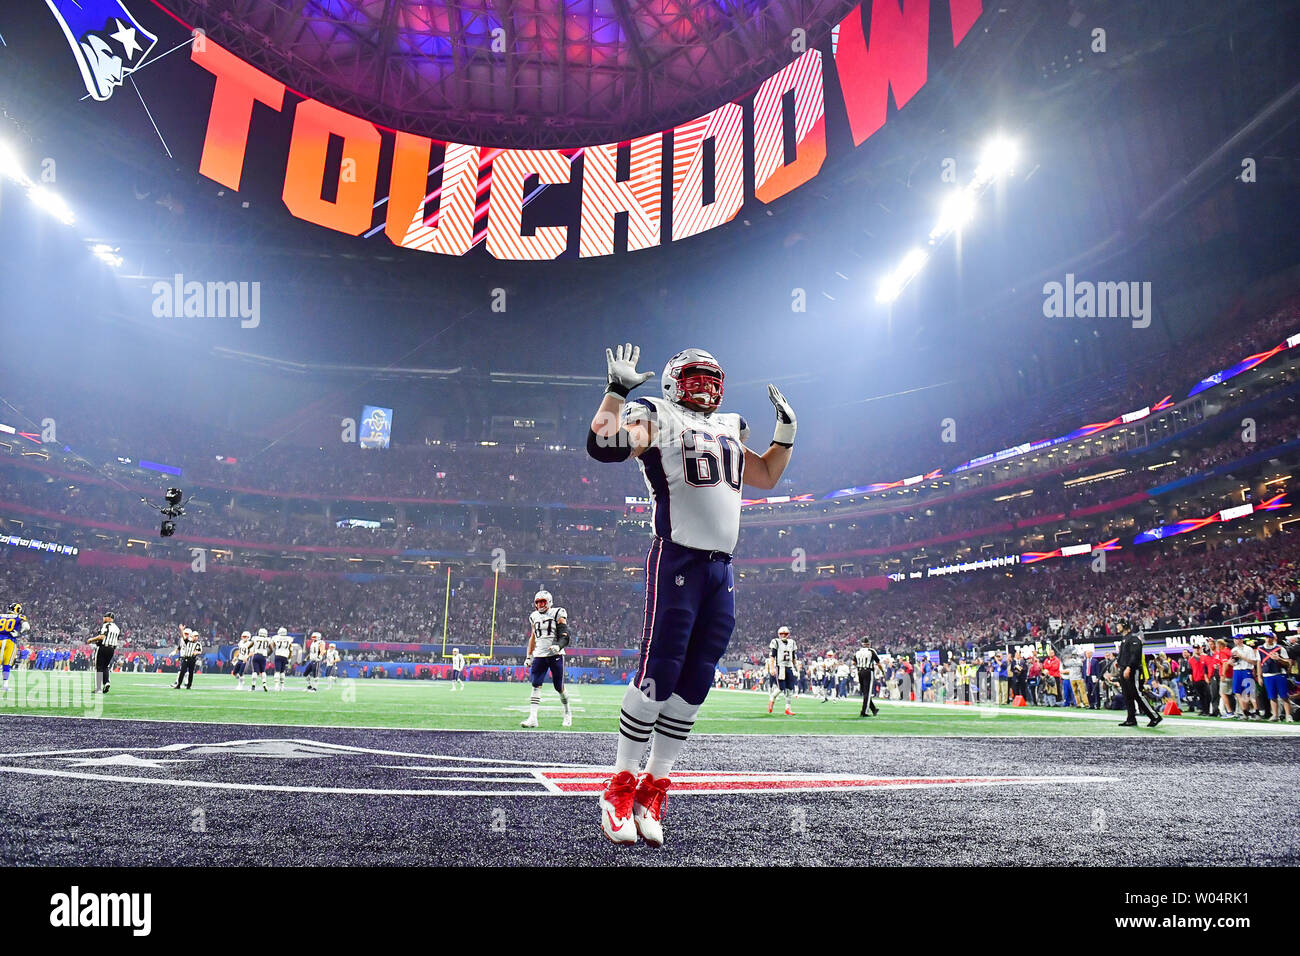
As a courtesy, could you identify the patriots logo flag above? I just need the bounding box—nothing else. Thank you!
[0,738,1116,797]
[44,0,158,102]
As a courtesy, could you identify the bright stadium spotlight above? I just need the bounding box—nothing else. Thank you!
[875,247,930,304]
[974,134,1019,185]
[27,185,76,225]
[91,243,123,268]
[930,189,977,240]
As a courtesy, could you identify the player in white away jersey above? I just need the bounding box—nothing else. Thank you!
[586,343,796,846]
[449,648,467,691]
[249,627,272,692]
[767,626,798,716]
[326,643,340,688]
[303,631,325,692]
[272,627,294,691]
[232,631,252,690]
[522,591,572,728]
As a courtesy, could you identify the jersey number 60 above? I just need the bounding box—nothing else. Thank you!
[682,430,744,491]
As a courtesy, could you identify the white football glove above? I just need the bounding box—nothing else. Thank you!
[605,343,655,398]
[768,384,796,446]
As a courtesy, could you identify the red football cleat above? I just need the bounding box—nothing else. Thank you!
[784,707,795,716]
[767,699,774,714]
[599,771,639,845]
[633,773,672,847]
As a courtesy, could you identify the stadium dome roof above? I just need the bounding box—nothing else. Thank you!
[160,0,859,148]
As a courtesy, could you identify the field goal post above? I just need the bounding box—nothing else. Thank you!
[441,566,499,661]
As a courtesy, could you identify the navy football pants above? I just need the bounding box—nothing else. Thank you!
[634,538,736,706]
[530,654,565,692]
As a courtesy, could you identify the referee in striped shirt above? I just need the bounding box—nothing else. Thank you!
[173,625,202,690]
[855,637,883,717]
[88,611,120,694]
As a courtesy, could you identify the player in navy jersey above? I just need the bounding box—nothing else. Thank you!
[586,343,796,846]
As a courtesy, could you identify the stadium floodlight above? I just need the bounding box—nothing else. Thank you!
[91,243,123,268]
[875,248,930,304]
[0,140,29,185]
[974,135,1019,185]
[27,185,76,225]
[930,189,977,240]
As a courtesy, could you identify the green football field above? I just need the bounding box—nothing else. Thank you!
[2,670,1298,736]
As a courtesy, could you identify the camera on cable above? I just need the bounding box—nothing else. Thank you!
[140,488,186,537]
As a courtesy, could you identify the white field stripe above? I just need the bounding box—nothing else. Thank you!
[408,776,541,783]
[3,709,1298,740]
[0,765,556,796]
[0,765,1116,797]
[373,764,602,773]
[0,737,596,767]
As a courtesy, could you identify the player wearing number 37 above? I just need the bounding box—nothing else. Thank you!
[586,343,796,847]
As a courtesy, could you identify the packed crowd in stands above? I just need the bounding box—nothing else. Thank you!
[4,290,1300,695]
[5,395,1300,567]
[5,523,1300,673]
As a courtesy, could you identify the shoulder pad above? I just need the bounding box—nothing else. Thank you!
[621,397,659,424]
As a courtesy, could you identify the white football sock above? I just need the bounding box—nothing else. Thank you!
[615,684,661,773]
[528,693,540,721]
[559,691,570,714]
[644,694,701,780]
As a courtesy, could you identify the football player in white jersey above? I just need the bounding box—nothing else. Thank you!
[586,343,795,846]
[249,627,272,692]
[272,627,294,691]
[449,647,467,691]
[232,631,252,690]
[326,643,340,688]
[521,591,572,728]
[303,631,325,692]
[767,626,798,716]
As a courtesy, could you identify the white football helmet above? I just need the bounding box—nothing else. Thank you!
[277,627,288,637]
[662,348,724,412]
[534,590,552,611]
[257,628,268,638]
[241,631,251,639]
[311,631,322,640]
[777,626,791,637]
